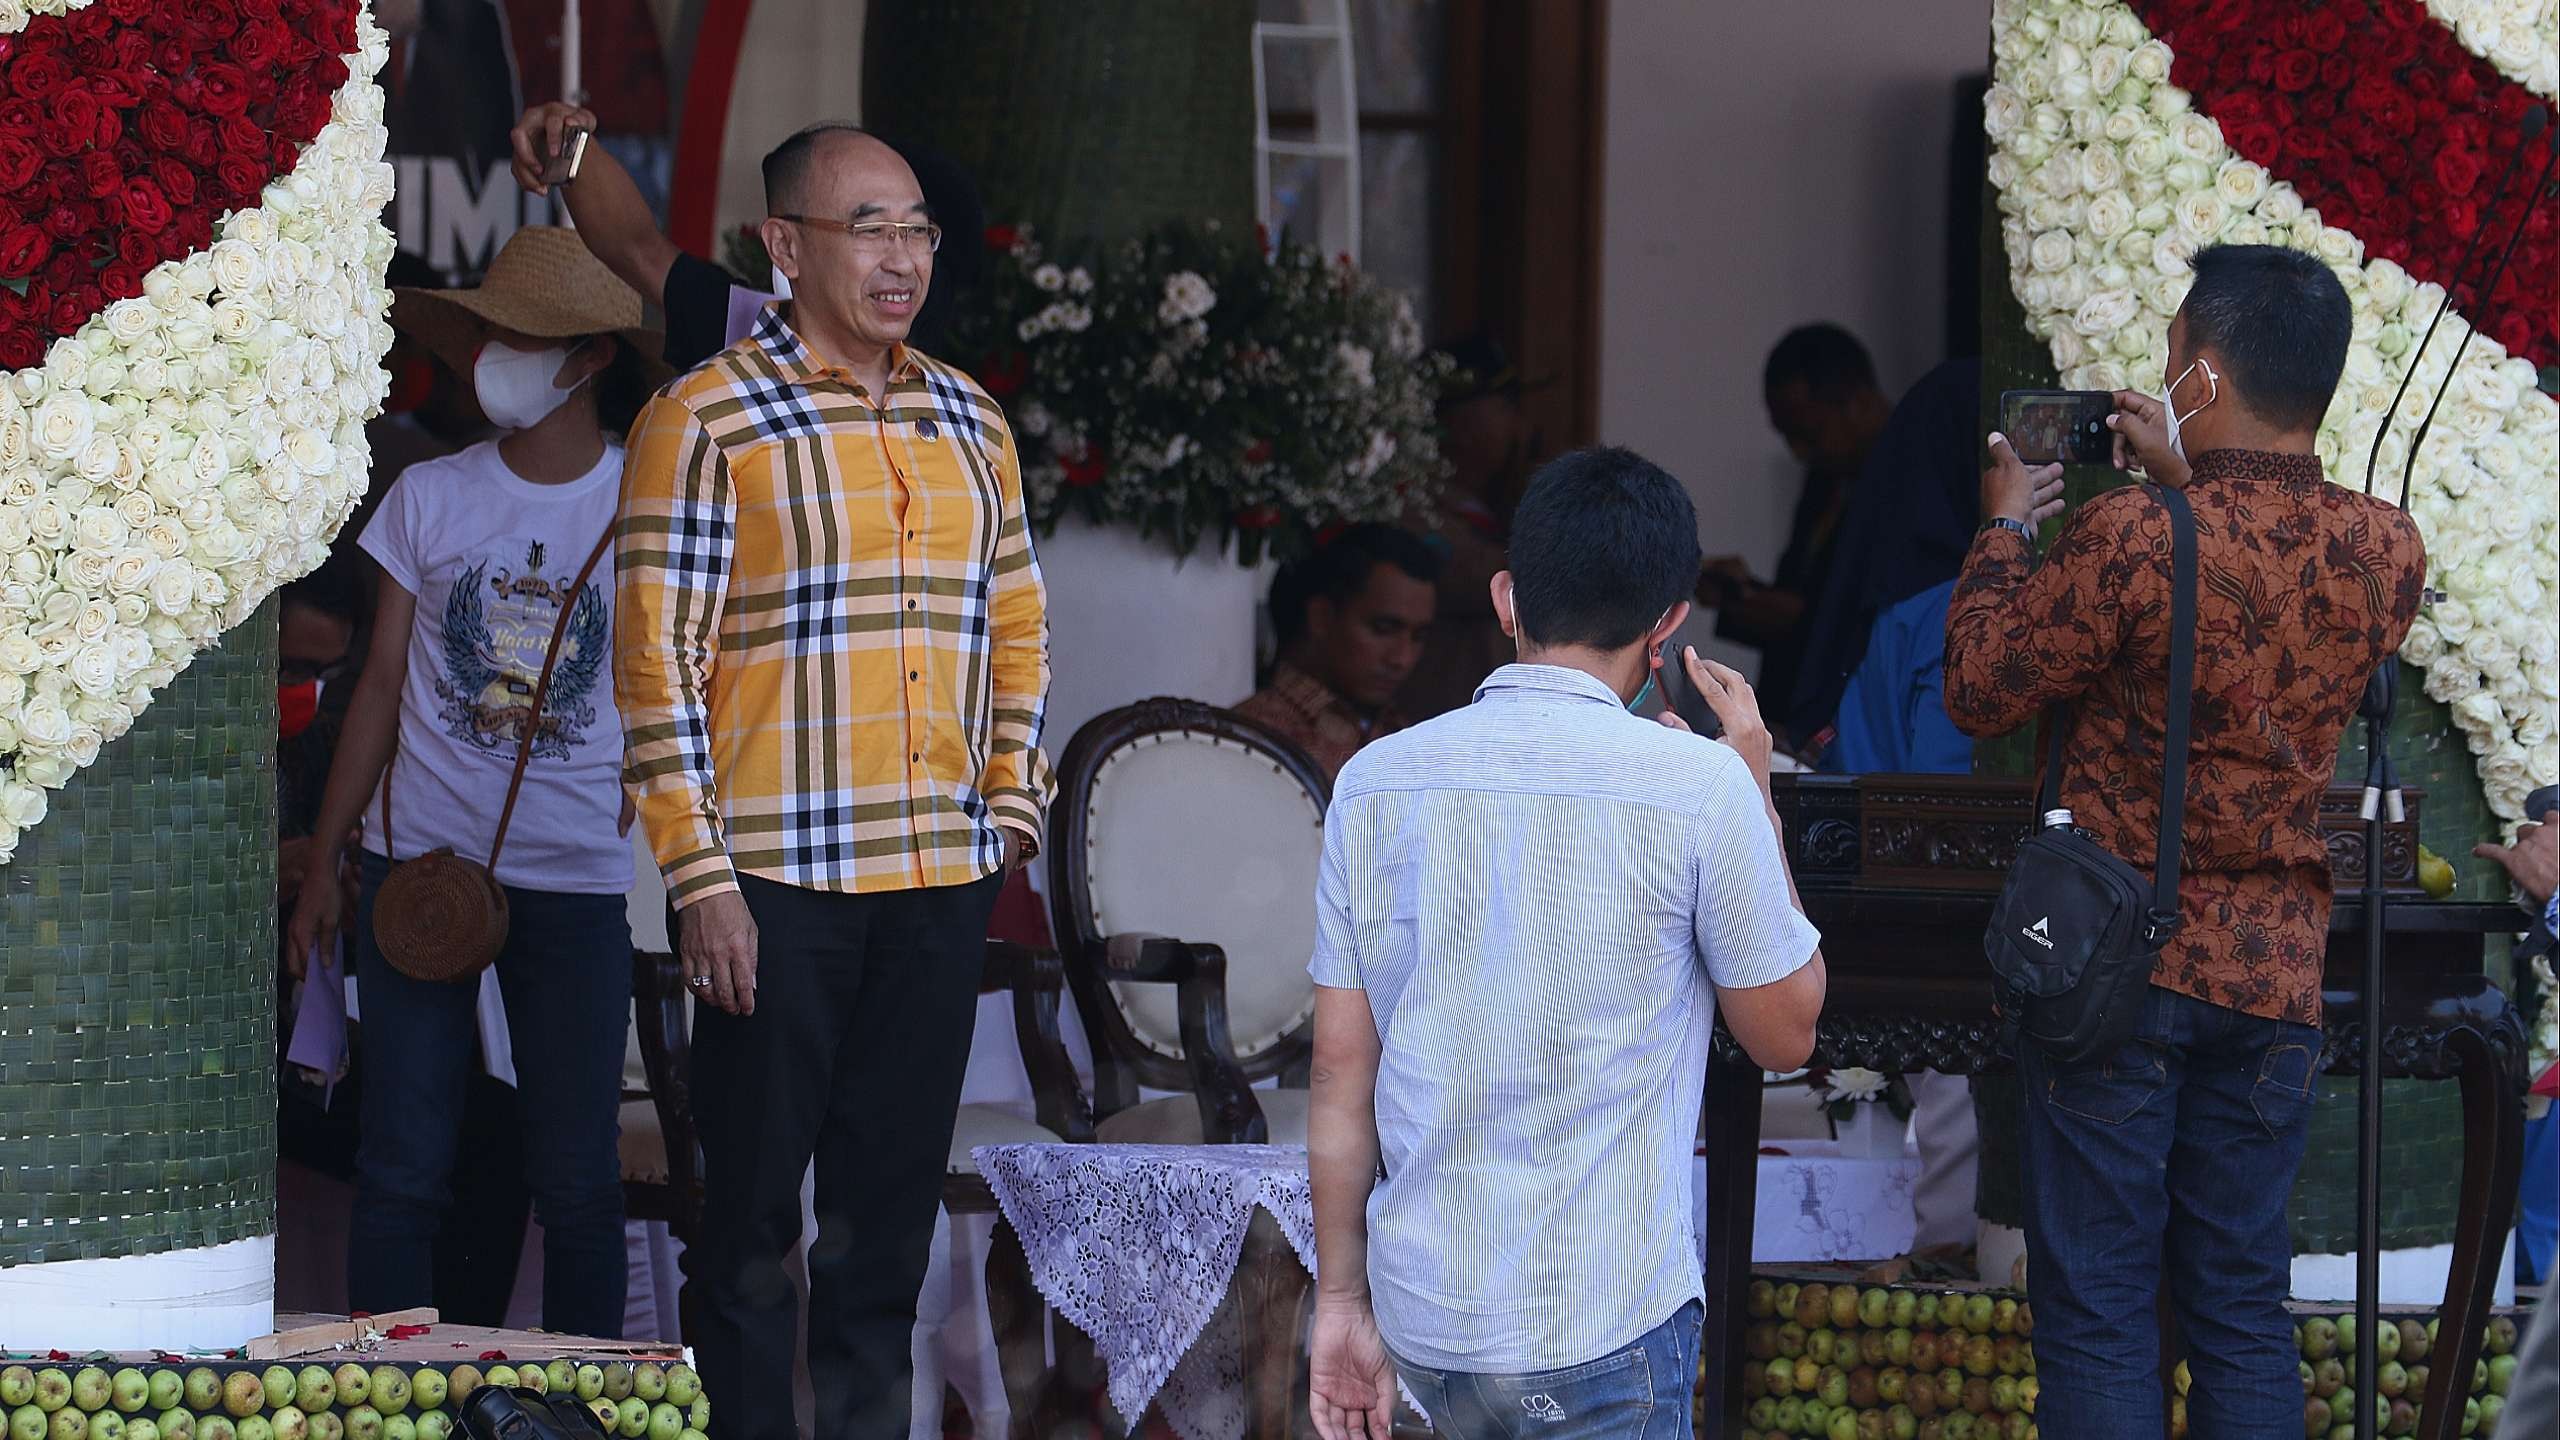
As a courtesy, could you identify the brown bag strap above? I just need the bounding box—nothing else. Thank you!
[374,520,617,873]
[488,522,619,873]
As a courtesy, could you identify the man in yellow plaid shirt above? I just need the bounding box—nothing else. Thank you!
[613,123,1053,1440]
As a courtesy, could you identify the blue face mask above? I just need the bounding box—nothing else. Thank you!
[1628,668,1657,713]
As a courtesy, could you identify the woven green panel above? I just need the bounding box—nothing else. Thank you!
[862,0,1256,255]
[0,605,278,1266]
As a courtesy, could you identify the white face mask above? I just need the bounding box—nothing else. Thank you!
[771,268,793,300]
[2160,356,2218,462]
[474,340,590,432]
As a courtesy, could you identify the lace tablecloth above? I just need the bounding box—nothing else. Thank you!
[975,1143,1324,1440]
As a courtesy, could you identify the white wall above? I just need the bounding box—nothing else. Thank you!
[1601,0,1989,678]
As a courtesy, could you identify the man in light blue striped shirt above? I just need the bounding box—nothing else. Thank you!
[1307,447,1829,1440]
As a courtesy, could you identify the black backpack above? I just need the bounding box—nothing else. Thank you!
[1985,483,2196,1066]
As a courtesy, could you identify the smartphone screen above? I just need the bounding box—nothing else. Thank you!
[1999,389,2115,465]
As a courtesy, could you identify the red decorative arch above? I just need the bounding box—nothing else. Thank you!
[669,0,756,255]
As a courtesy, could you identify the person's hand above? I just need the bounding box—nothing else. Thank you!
[1308,1292,1398,1440]
[999,826,1029,874]
[510,102,599,198]
[1981,435,2068,530]
[284,847,345,981]
[2106,390,2191,488]
[2476,821,2560,909]
[278,835,311,911]
[679,890,760,1016]
[1662,646,1775,791]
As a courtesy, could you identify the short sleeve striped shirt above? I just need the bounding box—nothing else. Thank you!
[613,304,1055,906]
[1311,665,1820,1371]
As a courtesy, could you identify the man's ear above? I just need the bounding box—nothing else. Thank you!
[1491,572,1518,641]
[1649,601,1693,653]
[761,216,801,286]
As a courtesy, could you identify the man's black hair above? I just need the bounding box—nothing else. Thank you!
[762,122,876,216]
[282,550,371,629]
[1507,447,1699,651]
[1764,323,1878,402]
[1268,524,1443,655]
[2180,243,2353,433]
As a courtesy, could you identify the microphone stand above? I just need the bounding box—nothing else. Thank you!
[2347,104,2555,1440]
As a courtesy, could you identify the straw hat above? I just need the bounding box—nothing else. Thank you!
[391,226,670,386]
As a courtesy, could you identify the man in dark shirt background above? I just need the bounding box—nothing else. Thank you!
[1699,323,1890,743]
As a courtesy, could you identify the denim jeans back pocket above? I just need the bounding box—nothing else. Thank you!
[2249,1031,2320,1138]
[2040,1040,2170,1126]
[1474,1345,1653,1438]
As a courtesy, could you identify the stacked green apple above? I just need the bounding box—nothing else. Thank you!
[0,1362,710,1440]
[1693,1279,2534,1440]
[2291,1311,2523,1440]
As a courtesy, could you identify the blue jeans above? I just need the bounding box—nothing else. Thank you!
[2021,984,2320,1440]
[348,851,633,1336]
[1392,1302,1703,1440]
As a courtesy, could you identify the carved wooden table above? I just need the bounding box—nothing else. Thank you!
[1696,775,2530,1440]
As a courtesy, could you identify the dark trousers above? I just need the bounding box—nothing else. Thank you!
[349,852,633,1337]
[688,871,1001,1440]
[2020,984,2321,1440]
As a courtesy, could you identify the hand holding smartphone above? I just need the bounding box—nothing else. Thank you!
[1998,390,2115,465]
[538,125,591,188]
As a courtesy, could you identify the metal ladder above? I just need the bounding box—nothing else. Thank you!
[1251,0,1363,263]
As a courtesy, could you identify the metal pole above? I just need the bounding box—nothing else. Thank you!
[561,0,582,105]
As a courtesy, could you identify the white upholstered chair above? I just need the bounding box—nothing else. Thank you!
[1046,698,1331,1147]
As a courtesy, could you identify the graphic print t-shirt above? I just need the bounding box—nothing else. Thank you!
[357,440,632,894]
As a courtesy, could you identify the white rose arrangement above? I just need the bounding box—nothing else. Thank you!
[0,4,395,863]
[1987,0,2560,828]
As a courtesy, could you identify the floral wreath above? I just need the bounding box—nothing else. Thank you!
[1987,0,2560,1077]
[0,0,396,863]
[1986,0,2558,836]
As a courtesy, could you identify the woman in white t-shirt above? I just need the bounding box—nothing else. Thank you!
[286,228,665,1336]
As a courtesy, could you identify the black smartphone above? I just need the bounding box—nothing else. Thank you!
[1661,642,1722,738]
[1999,389,2115,465]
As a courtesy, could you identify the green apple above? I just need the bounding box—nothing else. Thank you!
[1803,1399,1833,1436]
[1990,1376,2019,1414]
[478,1372,515,1395]
[108,1377,148,1419]
[540,1365,574,1399]
[287,1376,325,1421]
[586,1403,619,1433]
[443,1370,480,1409]
[366,1372,407,1419]
[2397,1320,2431,1365]
[1830,1287,1862,1332]
[412,1416,448,1440]
[1888,1406,1918,1440]
[2314,1359,2346,1398]
[1991,1300,2020,1337]
[333,1370,370,1413]
[1884,1332,1914,1370]
[571,1370,603,1407]
[2487,1354,2517,1396]
[2461,1397,2481,1437]
[629,1370,664,1406]
[2477,1393,2505,1439]
[1962,1296,1996,1336]
[50,1411,87,1440]
[2301,1318,2339,1361]
[2336,1317,2359,1356]
[2018,1376,2039,1415]
[2377,1362,2409,1399]
[1827,1404,1859,1440]
[234,1417,271,1440]
[1748,1281,1778,1319]
[2485,1317,2517,1357]
[2474,1359,2490,1395]
[36,1377,78,1418]
[1879,1369,1909,1406]
[124,1420,157,1440]
[2375,1322,2402,1365]
[341,1408,380,1440]
[1940,1411,1975,1440]
[1766,1358,1797,1397]
[645,1405,681,1440]
[1889,1291,1919,1330]
[1748,1398,1778,1432]
[509,1369,544,1400]
[72,1373,112,1417]
[683,1398,705,1432]
[406,1372,444,1415]
[598,1369,631,1405]
[152,1413,190,1440]
[1809,1330,1839,1368]
[0,1378,32,1413]
[1819,1369,1850,1409]
[90,1415,128,1440]
[614,1400,649,1440]
[144,1382,179,1421]
[258,1377,291,1421]
[221,1373,266,1419]
[198,1419,234,1440]
[1778,1325,1809,1360]
[270,1409,305,1440]
[13,1416,50,1440]
[380,1415,413,1440]
[306,1415,340,1440]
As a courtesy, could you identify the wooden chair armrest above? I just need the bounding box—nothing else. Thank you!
[1099,933,1266,1144]
[983,941,1096,1142]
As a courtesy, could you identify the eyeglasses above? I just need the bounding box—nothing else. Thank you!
[775,216,944,254]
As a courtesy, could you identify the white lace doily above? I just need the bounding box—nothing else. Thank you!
[973,1143,1329,1440]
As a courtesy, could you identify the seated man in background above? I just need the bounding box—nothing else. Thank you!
[1238,524,1441,780]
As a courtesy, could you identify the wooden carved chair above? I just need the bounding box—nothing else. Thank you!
[1041,698,1333,1440]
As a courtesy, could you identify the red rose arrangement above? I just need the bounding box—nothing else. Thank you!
[2132,0,2557,368]
[0,0,361,370]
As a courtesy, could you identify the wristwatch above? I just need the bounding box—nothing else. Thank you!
[1982,516,2035,545]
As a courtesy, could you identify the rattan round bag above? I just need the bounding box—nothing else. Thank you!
[370,526,613,984]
